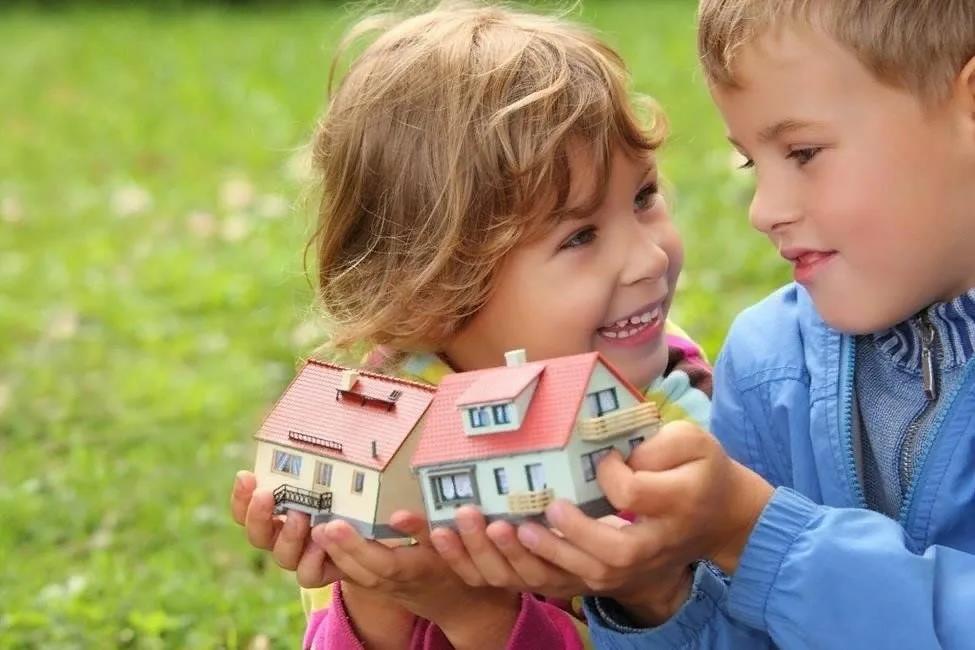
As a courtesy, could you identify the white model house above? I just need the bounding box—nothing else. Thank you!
[411,350,660,527]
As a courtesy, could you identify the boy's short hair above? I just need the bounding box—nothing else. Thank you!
[310,2,664,353]
[698,0,975,103]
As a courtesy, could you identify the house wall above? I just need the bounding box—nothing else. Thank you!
[253,441,380,524]
[460,378,538,436]
[375,425,425,524]
[562,362,659,505]
[418,447,578,521]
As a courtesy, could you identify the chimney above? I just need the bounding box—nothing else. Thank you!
[504,349,527,367]
[339,369,359,391]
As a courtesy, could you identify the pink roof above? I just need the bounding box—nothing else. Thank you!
[255,359,435,471]
[411,352,643,468]
[456,362,544,406]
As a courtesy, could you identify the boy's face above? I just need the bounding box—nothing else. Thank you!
[444,146,683,389]
[712,26,975,333]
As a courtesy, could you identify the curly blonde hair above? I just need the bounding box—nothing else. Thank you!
[698,0,975,103]
[310,1,665,354]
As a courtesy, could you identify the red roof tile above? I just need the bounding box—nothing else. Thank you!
[456,362,544,406]
[411,352,643,468]
[256,359,435,471]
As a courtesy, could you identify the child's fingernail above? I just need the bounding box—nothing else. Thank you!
[456,516,476,534]
[430,532,450,553]
[545,501,565,525]
[517,526,539,549]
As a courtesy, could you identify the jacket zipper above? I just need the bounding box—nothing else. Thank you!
[898,314,940,494]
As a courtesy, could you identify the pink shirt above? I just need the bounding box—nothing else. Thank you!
[304,581,585,649]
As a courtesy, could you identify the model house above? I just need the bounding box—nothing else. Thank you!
[253,359,435,538]
[411,349,660,527]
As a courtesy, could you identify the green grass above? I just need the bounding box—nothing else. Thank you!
[0,2,787,648]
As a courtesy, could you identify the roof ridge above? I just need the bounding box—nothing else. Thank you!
[303,357,436,392]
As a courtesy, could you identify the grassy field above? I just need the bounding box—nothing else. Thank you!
[0,2,787,648]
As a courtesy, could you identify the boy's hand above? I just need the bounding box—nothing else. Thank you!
[312,511,520,650]
[230,470,340,588]
[525,421,773,577]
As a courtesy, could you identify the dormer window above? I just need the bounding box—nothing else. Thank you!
[492,404,511,424]
[587,387,619,417]
[469,406,491,428]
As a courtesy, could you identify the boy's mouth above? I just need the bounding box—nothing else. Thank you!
[598,303,663,340]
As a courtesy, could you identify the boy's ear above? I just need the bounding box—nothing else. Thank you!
[959,55,975,116]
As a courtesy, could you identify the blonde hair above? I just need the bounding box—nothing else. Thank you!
[698,0,975,102]
[310,1,665,353]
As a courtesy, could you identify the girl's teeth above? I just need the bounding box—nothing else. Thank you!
[605,331,618,338]
[640,312,652,323]
[616,319,628,327]
[629,315,641,325]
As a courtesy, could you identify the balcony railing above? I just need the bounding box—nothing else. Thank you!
[578,402,660,442]
[273,484,333,514]
[507,488,554,515]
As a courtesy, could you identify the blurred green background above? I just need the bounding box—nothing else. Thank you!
[0,1,787,647]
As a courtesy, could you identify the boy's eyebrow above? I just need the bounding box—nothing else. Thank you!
[728,119,824,148]
[758,119,822,143]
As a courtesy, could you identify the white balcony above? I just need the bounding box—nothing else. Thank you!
[578,402,660,442]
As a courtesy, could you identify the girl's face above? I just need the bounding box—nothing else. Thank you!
[443,147,683,389]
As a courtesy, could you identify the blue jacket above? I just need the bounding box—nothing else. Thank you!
[586,284,975,649]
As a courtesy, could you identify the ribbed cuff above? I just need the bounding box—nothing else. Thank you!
[728,487,820,630]
[583,562,728,648]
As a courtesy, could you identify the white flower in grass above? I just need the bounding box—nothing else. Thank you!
[46,308,79,341]
[111,184,152,217]
[187,210,217,239]
[220,214,250,242]
[1,195,23,223]
[257,194,290,219]
[220,177,255,211]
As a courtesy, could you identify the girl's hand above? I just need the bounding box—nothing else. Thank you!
[312,510,520,650]
[230,470,340,588]
[430,506,607,599]
[432,505,692,623]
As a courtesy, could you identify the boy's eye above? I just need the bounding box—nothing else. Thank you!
[635,183,658,211]
[560,226,597,250]
[788,147,822,166]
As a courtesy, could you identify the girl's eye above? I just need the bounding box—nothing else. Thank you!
[738,158,755,170]
[634,182,659,211]
[560,226,597,250]
[788,147,822,166]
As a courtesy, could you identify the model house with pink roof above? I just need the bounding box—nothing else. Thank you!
[411,349,661,527]
[253,359,435,538]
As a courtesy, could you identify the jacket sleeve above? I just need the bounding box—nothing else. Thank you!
[728,486,975,648]
[304,582,587,649]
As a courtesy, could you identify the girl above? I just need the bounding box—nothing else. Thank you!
[230,3,711,648]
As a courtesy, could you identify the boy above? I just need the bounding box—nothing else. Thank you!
[509,1,975,647]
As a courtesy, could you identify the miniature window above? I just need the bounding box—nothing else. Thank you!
[525,463,546,491]
[432,470,476,506]
[352,470,365,494]
[587,388,620,417]
[581,447,613,482]
[468,406,491,428]
[493,468,509,495]
[272,450,302,476]
[315,461,333,488]
[629,436,645,451]
[492,403,511,425]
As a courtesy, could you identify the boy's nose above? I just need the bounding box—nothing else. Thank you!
[749,181,800,235]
